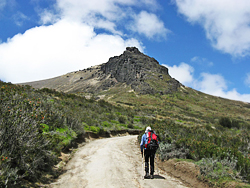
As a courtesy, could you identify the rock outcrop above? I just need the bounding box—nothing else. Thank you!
[100,47,181,94]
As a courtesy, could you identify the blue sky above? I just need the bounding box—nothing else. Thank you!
[0,0,250,102]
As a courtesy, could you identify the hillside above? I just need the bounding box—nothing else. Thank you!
[23,47,250,129]
[0,81,144,187]
[2,47,250,187]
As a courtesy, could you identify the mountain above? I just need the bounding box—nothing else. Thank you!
[22,47,250,126]
[23,47,181,96]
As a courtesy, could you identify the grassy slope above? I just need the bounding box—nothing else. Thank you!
[0,81,144,187]
[104,86,250,128]
[1,79,250,187]
[94,85,250,186]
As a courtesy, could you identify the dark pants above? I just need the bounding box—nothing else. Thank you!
[144,149,156,175]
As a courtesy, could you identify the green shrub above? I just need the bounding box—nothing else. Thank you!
[219,117,232,128]
[133,125,141,129]
[0,118,56,185]
[197,157,242,182]
[232,119,240,129]
[118,115,127,124]
[111,120,119,124]
[133,118,140,122]
[41,123,50,133]
[90,126,100,133]
[127,123,134,129]
[102,121,111,128]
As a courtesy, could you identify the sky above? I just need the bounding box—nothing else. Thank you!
[0,0,250,102]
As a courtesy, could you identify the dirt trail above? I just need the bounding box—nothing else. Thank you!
[49,135,189,188]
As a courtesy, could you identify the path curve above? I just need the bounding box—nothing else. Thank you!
[50,135,188,188]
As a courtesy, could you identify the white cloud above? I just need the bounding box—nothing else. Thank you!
[191,56,213,67]
[222,89,250,103]
[55,0,129,23]
[196,73,250,102]
[245,73,250,87]
[54,0,158,22]
[142,0,159,10]
[52,0,145,29]
[195,73,227,95]
[1,0,168,83]
[41,0,168,38]
[12,11,29,26]
[164,62,250,102]
[163,63,194,85]
[130,11,169,39]
[94,19,123,35]
[0,20,143,83]
[174,0,250,57]
[39,9,60,25]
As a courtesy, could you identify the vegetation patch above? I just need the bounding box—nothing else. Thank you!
[1,78,250,187]
[0,81,142,186]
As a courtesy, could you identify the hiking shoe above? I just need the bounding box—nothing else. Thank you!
[150,175,154,179]
[144,172,150,179]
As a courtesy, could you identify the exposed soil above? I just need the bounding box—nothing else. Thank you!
[48,135,189,188]
[158,159,209,188]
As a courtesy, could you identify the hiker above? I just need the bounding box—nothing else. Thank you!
[140,126,159,179]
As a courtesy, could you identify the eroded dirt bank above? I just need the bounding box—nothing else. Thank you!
[49,135,188,188]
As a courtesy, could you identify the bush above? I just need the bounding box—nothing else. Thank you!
[0,118,56,185]
[102,121,111,128]
[159,142,189,160]
[232,119,240,129]
[127,123,134,129]
[197,157,242,181]
[90,126,100,133]
[118,115,127,124]
[219,117,232,128]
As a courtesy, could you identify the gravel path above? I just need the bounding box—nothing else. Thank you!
[49,135,188,188]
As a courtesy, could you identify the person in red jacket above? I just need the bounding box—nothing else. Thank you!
[140,126,159,179]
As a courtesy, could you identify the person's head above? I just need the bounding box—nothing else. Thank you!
[145,126,151,133]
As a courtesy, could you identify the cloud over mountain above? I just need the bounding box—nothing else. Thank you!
[175,0,250,57]
[0,0,169,83]
[0,20,142,83]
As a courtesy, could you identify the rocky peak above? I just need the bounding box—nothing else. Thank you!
[100,47,181,94]
[125,47,141,54]
[101,47,166,78]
